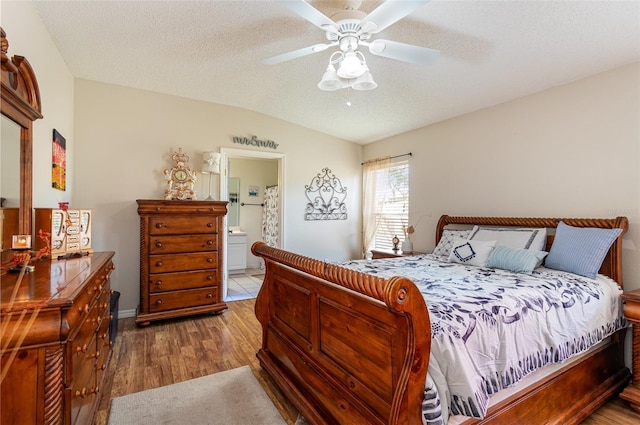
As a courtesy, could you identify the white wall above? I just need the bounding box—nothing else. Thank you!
[73,79,363,312]
[364,63,640,294]
[1,1,75,208]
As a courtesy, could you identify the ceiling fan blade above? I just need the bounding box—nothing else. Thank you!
[278,0,340,34]
[360,0,431,34]
[263,43,336,65]
[367,39,439,65]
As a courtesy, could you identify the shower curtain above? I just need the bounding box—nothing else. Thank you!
[262,185,279,247]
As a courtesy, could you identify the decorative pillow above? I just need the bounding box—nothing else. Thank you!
[432,226,478,259]
[470,227,547,251]
[544,221,622,279]
[448,238,496,267]
[486,245,548,274]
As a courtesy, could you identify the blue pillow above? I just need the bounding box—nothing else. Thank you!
[544,221,622,279]
[486,245,548,274]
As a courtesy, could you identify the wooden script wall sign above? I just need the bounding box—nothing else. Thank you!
[232,135,279,150]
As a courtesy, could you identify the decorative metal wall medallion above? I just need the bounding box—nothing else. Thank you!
[304,167,347,220]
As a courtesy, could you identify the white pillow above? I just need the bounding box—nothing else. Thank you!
[448,238,497,267]
[470,227,547,251]
[432,226,478,259]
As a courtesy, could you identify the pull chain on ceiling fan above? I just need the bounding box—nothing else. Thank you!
[263,0,440,91]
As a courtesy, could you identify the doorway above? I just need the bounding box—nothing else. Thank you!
[219,148,285,300]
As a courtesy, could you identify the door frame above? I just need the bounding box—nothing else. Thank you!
[219,147,285,299]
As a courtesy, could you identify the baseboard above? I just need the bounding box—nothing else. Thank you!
[118,309,137,319]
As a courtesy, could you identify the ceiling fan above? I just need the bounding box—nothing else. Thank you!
[263,0,439,91]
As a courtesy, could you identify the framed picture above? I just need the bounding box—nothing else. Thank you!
[52,129,66,191]
[248,186,259,197]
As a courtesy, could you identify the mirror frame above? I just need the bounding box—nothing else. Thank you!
[1,27,43,236]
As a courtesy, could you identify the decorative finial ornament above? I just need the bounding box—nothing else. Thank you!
[163,148,197,200]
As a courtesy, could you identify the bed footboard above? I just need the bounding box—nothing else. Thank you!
[252,242,431,425]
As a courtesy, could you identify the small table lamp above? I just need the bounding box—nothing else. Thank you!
[201,151,221,201]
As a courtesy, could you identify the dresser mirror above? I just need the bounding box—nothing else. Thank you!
[0,27,43,250]
[1,115,21,208]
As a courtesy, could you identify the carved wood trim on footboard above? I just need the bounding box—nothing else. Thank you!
[252,242,431,425]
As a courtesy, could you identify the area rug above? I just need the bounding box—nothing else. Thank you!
[107,366,286,425]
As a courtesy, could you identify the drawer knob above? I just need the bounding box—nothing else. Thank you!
[155,261,163,267]
[155,223,163,228]
[206,223,213,228]
[99,363,107,371]
[155,300,163,305]
[206,293,213,299]
[206,258,213,263]
[79,304,90,314]
[74,388,88,398]
[76,344,88,354]
[155,242,163,248]
[155,280,162,286]
[206,275,213,281]
[206,240,213,246]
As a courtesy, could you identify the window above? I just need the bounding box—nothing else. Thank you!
[362,158,409,253]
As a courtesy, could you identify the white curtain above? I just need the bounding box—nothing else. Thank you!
[362,157,391,258]
[261,185,279,247]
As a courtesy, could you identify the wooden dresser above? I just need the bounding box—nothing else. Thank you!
[136,200,228,326]
[0,251,115,425]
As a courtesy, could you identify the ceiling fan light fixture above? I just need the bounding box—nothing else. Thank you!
[265,0,438,92]
[318,64,344,91]
[352,70,377,91]
[337,51,367,79]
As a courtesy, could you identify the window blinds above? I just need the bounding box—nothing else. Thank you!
[372,159,409,251]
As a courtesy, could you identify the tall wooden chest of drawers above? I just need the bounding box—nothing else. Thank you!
[136,200,228,326]
[0,251,115,425]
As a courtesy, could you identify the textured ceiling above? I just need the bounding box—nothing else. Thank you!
[32,0,640,144]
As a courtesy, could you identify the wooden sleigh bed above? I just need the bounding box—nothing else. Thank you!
[252,215,630,425]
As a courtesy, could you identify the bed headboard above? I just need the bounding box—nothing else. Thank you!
[435,215,629,288]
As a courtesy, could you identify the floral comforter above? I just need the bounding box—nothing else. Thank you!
[339,254,626,424]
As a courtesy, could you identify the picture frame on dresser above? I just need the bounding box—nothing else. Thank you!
[135,199,228,326]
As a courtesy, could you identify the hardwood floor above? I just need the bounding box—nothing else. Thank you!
[95,299,299,425]
[96,299,640,425]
